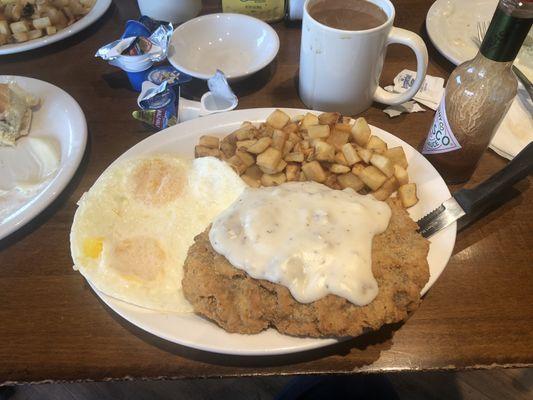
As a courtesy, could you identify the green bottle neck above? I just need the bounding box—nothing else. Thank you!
[480,5,532,62]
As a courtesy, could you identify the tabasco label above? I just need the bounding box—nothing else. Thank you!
[422,97,462,154]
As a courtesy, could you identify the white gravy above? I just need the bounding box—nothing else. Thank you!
[209,181,391,306]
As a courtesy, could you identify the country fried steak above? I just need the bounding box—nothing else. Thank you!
[182,198,430,337]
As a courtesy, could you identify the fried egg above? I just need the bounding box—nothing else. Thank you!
[70,155,246,312]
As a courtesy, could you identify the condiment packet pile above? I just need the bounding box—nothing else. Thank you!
[383,69,445,117]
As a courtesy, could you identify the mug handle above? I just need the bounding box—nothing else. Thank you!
[373,27,429,106]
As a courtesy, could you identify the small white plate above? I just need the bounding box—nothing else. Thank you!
[167,13,280,81]
[0,76,87,240]
[86,108,456,356]
[426,0,533,159]
[0,0,111,56]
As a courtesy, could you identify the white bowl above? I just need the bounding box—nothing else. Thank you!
[167,13,280,82]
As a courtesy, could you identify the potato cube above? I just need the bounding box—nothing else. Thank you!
[28,29,42,40]
[272,129,287,151]
[220,134,237,158]
[227,155,247,175]
[261,172,287,187]
[301,140,310,150]
[330,164,351,174]
[393,164,409,186]
[32,16,51,29]
[299,171,307,181]
[10,21,28,33]
[236,150,255,168]
[266,109,290,129]
[305,148,316,161]
[12,31,28,42]
[199,135,220,149]
[0,21,10,35]
[351,163,365,176]
[241,174,261,188]
[370,153,394,177]
[234,126,256,140]
[324,174,339,189]
[337,173,365,191]
[302,161,326,183]
[282,140,295,157]
[318,112,341,125]
[360,166,387,191]
[288,132,301,144]
[341,143,361,166]
[283,122,299,134]
[285,152,304,163]
[247,137,272,154]
[314,140,335,162]
[384,146,408,169]
[398,183,419,208]
[334,151,348,166]
[256,147,282,173]
[301,112,319,128]
[244,164,262,180]
[372,177,399,201]
[46,26,57,35]
[334,123,352,133]
[274,159,287,173]
[326,129,349,150]
[291,114,305,123]
[351,117,371,146]
[306,124,330,139]
[258,123,274,138]
[356,147,373,164]
[286,164,300,181]
[236,139,257,151]
[366,135,388,154]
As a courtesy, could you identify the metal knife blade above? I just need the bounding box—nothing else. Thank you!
[417,197,465,238]
[416,142,533,239]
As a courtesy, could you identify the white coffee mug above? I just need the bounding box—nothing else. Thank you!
[137,0,202,24]
[299,0,428,115]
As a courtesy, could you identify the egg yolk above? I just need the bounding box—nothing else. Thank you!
[110,236,166,282]
[83,237,103,259]
[130,158,185,206]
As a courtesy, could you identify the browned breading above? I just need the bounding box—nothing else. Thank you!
[182,198,430,337]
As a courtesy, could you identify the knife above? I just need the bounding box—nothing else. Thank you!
[417,142,533,238]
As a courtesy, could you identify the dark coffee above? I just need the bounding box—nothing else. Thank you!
[309,0,388,31]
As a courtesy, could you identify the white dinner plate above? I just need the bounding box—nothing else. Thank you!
[85,108,456,356]
[0,0,111,55]
[0,76,87,240]
[426,0,533,160]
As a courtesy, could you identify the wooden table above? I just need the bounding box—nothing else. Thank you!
[1,0,531,385]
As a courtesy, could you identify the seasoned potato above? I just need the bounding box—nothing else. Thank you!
[301,112,319,128]
[236,150,255,168]
[307,124,330,139]
[274,159,287,173]
[272,129,287,151]
[334,151,348,166]
[261,172,287,187]
[247,137,272,154]
[286,164,300,181]
[199,135,220,149]
[46,26,57,35]
[282,140,295,157]
[283,122,299,134]
[244,164,263,181]
[384,146,409,169]
[341,143,361,166]
[366,135,388,154]
[285,152,304,163]
[256,147,282,173]
[351,117,371,146]
[318,112,341,125]
[266,109,290,129]
[195,145,220,158]
[236,139,258,151]
[393,164,409,186]
[398,183,418,208]
[360,165,387,191]
[0,21,10,35]
[330,164,351,174]
[10,21,28,33]
[234,125,256,140]
[356,147,372,164]
[28,29,43,40]
[327,129,349,150]
[12,31,28,42]
[314,140,335,162]
[370,153,394,178]
[302,161,326,183]
[227,155,247,175]
[337,173,365,191]
[220,134,237,158]
[334,123,352,133]
[372,177,399,201]
[351,163,365,176]
[32,16,51,29]
[241,174,261,188]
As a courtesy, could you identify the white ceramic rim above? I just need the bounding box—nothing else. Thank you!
[0,0,112,56]
[303,0,395,34]
[82,107,457,356]
[0,76,87,241]
[167,13,280,80]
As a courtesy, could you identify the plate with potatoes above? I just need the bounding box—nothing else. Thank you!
[89,108,456,355]
[0,0,110,55]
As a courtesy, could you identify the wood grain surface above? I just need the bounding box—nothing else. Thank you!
[0,0,531,385]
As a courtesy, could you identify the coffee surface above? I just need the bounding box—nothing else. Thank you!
[309,0,387,31]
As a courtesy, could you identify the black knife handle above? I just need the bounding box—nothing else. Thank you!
[454,142,533,214]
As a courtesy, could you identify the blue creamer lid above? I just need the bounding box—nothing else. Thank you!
[147,65,192,87]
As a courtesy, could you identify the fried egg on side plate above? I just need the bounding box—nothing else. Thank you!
[70,155,246,312]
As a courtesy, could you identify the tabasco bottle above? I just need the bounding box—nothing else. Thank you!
[422,0,533,183]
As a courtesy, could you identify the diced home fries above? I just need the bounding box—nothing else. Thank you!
[194,109,419,208]
[0,0,96,46]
